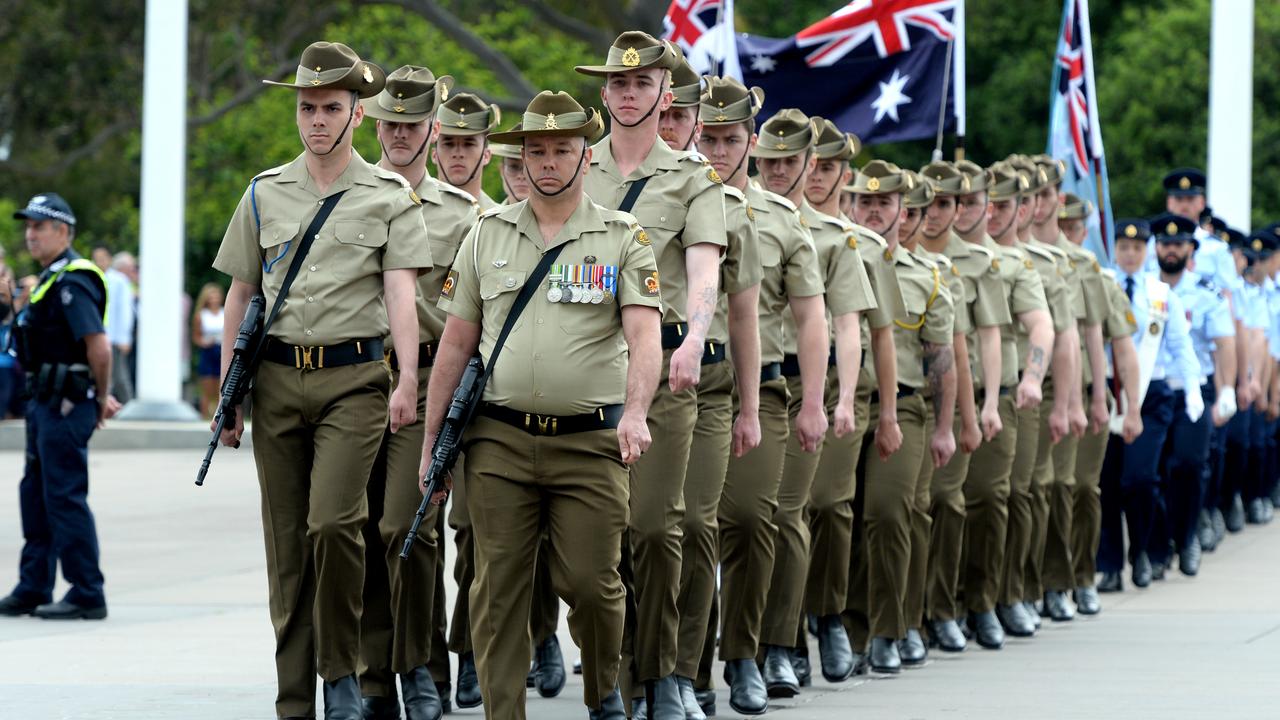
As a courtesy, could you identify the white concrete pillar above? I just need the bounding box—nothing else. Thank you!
[119,0,199,421]
[1206,0,1254,229]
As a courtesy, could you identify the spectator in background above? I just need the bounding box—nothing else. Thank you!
[14,275,37,314]
[0,273,20,419]
[104,252,136,403]
[91,245,112,273]
[191,282,224,418]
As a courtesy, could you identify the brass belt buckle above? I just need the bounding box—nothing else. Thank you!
[294,345,324,370]
[526,413,558,435]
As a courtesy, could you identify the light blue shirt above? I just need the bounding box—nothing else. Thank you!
[1236,279,1269,330]
[1265,277,1280,360]
[1168,270,1234,378]
[1119,269,1201,389]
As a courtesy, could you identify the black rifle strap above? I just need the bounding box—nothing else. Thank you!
[484,241,566,376]
[618,176,651,214]
[256,190,347,351]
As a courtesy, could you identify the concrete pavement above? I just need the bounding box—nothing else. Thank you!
[1,448,1278,719]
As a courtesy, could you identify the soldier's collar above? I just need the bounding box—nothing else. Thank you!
[413,175,445,206]
[514,194,606,248]
[590,134,682,178]
[285,149,378,191]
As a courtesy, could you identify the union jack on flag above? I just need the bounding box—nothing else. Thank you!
[795,0,957,68]
[1047,0,1115,260]
[661,0,740,77]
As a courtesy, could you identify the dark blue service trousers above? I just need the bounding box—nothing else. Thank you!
[11,397,105,607]
[1098,380,1174,574]
[1219,409,1251,512]
[1152,382,1214,560]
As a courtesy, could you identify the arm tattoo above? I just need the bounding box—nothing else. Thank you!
[1025,345,1046,381]
[924,342,954,415]
[688,286,717,338]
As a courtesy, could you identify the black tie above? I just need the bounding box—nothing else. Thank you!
[1125,276,1135,302]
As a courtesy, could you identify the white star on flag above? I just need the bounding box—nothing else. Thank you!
[749,54,777,74]
[871,70,912,123]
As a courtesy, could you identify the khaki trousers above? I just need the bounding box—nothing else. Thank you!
[676,360,735,677]
[999,398,1041,606]
[1072,418,1110,587]
[903,404,936,631]
[1023,382,1058,602]
[360,372,441,697]
[1043,425,1081,593]
[804,376,871,618]
[718,377,790,659]
[962,394,1018,615]
[927,411,971,621]
[251,360,390,719]
[759,374,826,647]
[624,348,697,682]
[844,393,928,644]
[466,417,628,717]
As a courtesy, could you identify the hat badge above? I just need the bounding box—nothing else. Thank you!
[867,177,881,192]
[363,64,373,84]
[1125,224,1137,238]
[1166,221,1178,236]
[715,113,728,121]
[1252,239,1263,251]
[311,66,323,86]
[393,92,405,113]
[440,85,449,101]
[961,175,971,191]
[543,113,559,130]
[1179,176,1191,190]
[622,47,641,67]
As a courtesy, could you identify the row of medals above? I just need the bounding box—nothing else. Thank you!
[548,281,612,305]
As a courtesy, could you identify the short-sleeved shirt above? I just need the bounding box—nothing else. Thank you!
[1033,237,1086,321]
[1054,235,1111,327]
[866,245,953,390]
[402,176,478,348]
[984,236,1048,386]
[791,202,877,351]
[746,184,824,363]
[1020,241,1071,378]
[916,246,967,335]
[213,151,433,346]
[585,137,728,325]
[1170,270,1235,375]
[708,185,763,344]
[438,195,660,415]
[477,190,500,212]
[941,232,1010,386]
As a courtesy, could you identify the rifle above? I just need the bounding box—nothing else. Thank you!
[399,355,485,559]
[196,294,266,486]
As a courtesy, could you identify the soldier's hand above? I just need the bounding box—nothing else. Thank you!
[1121,412,1143,444]
[980,401,1003,441]
[1068,406,1088,439]
[931,426,956,469]
[1238,381,1254,407]
[97,395,122,429]
[795,402,828,453]
[731,412,761,457]
[214,405,245,448]
[1089,396,1109,434]
[874,414,902,460]
[389,382,417,434]
[959,419,982,454]
[1015,379,1042,409]
[1049,406,1069,444]
[618,412,652,464]
[668,342,702,394]
[833,398,856,438]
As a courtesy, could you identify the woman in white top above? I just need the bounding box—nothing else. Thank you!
[192,283,225,418]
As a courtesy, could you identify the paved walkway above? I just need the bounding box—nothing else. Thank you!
[1,449,1278,719]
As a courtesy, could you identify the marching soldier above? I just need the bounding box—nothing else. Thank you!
[422,90,662,720]
[575,31,728,717]
[917,161,1009,652]
[658,49,704,153]
[953,159,1052,651]
[213,42,431,719]
[358,64,464,720]
[844,160,955,674]
[434,91,501,210]
[698,87,827,715]
[491,124,533,203]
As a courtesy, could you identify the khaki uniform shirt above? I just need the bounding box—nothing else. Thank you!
[1055,236,1113,384]
[213,151,432,347]
[585,137,728,325]
[943,232,1011,388]
[708,185,763,344]
[477,190,500,212]
[783,202,877,354]
[866,245,954,390]
[439,195,660,415]
[1085,270,1138,381]
[406,176,479,347]
[1019,242,1072,377]
[984,237,1048,387]
[745,184,824,364]
[1033,237,1087,321]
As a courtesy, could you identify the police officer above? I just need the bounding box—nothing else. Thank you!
[1097,215,1203,593]
[576,31,728,716]
[423,89,662,720]
[844,160,955,674]
[697,82,826,715]
[1151,220,1235,578]
[355,64,466,720]
[213,41,431,720]
[434,91,501,210]
[0,193,118,621]
[916,161,1009,653]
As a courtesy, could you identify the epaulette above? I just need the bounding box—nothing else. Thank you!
[252,164,287,181]
[852,223,888,248]
[437,182,478,206]
[1100,267,1117,281]
[763,190,796,212]
[681,150,711,165]
[1024,243,1058,264]
[723,184,745,201]
[370,163,414,190]
[1037,242,1068,261]
[968,241,995,260]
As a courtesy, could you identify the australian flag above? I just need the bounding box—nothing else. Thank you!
[737,0,960,146]
[1047,0,1114,260]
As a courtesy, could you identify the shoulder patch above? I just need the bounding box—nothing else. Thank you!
[633,225,651,246]
[707,167,723,184]
[1092,259,1101,273]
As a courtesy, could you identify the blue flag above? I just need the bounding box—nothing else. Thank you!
[737,0,959,146]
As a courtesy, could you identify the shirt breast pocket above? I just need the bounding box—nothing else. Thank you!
[480,269,528,331]
[556,294,618,337]
[332,221,388,281]
[258,222,299,297]
[631,202,687,248]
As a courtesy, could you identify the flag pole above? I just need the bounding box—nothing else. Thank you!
[932,37,954,162]
[714,0,726,77]
[953,0,966,162]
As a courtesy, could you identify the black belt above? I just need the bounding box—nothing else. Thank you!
[27,363,92,403]
[760,362,782,383]
[780,346,841,378]
[262,337,384,370]
[388,341,439,371]
[701,341,726,365]
[869,385,917,405]
[977,385,1013,400]
[661,323,689,350]
[481,403,624,436]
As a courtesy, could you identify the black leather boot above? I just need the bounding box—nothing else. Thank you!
[401,666,443,720]
[815,614,854,682]
[868,637,901,674]
[724,659,767,716]
[761,645,799,698]
[323,674,363,720]
[455,653,482,709]
[533,635,566,698]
